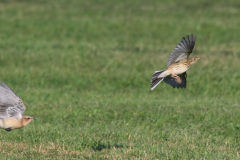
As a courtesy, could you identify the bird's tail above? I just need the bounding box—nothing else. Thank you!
[151,70,166,90]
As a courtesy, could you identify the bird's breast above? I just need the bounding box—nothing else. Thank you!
[0,118,23,129]
[169,63,188,75]
[0,119,5,129]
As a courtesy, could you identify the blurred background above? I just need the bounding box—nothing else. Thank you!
[0,0,240,159]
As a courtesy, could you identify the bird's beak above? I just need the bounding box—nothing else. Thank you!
[33,117,37,120]
[194,57,200,61]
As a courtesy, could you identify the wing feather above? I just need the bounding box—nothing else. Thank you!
[167,34,196,67]
[163,72,187,88]
[0,81,26,120]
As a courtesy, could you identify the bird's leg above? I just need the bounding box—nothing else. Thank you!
[5,128,12,132]
[171,74,182,83]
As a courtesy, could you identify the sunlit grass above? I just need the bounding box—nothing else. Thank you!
[0,0,240,159]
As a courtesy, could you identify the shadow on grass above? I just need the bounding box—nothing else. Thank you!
[91,142,124,151]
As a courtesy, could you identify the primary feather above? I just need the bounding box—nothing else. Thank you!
[163,72,187,88]
[0,82,26,120]
[167,34,196,67]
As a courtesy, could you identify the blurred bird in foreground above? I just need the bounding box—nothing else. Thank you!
[0,81,35,131]
[151,34,200,90]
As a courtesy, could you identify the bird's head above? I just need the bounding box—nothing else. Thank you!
[22,115,36,126]
[188,57,200,65]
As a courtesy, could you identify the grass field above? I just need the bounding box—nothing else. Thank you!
[0,0,240,159]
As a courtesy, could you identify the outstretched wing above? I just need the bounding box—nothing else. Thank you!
[0,81,26,120]
[167,34,196,67]
[163,72,187,88]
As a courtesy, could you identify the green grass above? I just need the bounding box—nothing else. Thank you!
[0,0,240,159]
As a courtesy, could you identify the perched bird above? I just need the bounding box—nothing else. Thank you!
[0,81,35,131]
[151,34,200,90]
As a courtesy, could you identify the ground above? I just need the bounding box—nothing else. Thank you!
[0,0,240,159]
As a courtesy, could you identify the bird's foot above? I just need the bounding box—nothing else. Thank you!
[171,75,182,83]
[5,128,12,132]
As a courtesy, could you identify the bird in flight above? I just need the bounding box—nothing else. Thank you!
[0,81,35,131]
[151,34,200,90]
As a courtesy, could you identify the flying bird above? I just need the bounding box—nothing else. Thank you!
[0,81,35,131]
[151,34,200,90]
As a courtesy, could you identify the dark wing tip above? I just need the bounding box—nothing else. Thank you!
[185,34,196,54]
[174,34,197,54]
